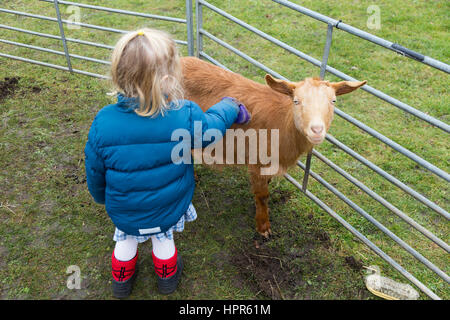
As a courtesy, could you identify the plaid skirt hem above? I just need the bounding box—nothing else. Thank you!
[113,203,197,243]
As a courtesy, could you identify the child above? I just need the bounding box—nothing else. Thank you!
[84,28,250,298]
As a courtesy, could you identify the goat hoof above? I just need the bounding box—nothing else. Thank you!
[257,227,272,239]
[261,230,271,239]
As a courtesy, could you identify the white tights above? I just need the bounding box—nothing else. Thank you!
[114,236,176,261]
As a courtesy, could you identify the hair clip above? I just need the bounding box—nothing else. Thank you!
[137,30,144,36]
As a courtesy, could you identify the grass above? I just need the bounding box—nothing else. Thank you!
[0,0,448,300]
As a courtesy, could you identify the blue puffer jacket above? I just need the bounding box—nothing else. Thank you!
[84,94,239,236]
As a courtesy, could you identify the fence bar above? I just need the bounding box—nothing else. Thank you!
[283,173,441,300]
[0,52,67,71]
[0,24,114,50]
[53,0,72,72]
[326,134,450,219]
[64,37,113,50]
[39,0,186,23]
[195,0,203,58]
[325,67,450,134]
[0,24,60,40]
[0,38,110,65]
[301,151,312,191]
[198,51,230,71]
[296,161,450,283]
[185,0,194,56]
[198,0,326,67]
[200,29,285,79]
[333,107,450,182]
[198,1,450,133]
[311,150,450,252]
[0,52,108,79]
[0,8,55,22]
[0,9,188,46]
[302,23,334,191]
[272,0,450,74]
[320,24,333,79]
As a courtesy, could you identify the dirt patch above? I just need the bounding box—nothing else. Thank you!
[231,244,294,299]
[0,77,19,101]
[229,228,333,300]
[64,171,86,185]
[269,188,293,205]
[313,229,331,245]
[31,86,41,94]
[345,256,363,271]
[228,225,367,299]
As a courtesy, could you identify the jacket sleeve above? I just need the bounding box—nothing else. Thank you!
[189,99,239,148]
[84,118,106,204]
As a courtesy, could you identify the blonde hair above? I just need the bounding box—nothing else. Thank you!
[111,28,184,117]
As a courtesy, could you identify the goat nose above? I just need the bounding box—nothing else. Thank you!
[311,125,324,134]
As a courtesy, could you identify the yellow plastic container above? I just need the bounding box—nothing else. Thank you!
[364,266,419,300]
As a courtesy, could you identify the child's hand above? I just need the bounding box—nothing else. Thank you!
[221,97,251,124]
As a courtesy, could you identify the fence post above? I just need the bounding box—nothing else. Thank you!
[302,23,334,191]
[185,0,194,56]
[320,23,334,79]
[52,0,72,72]
[195,0,203,57]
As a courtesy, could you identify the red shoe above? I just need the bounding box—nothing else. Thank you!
[111,250,138,298]
[152,248,183,294]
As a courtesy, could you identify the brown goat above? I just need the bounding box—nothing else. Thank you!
[181,57,366,237]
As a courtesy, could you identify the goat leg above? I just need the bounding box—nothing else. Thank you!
[249,170,272,238]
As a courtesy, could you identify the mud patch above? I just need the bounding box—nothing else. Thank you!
[229,225,368,299]
[313,229,331,246]
[229,230,332,300]
[31,86,41,94]
[231,244,293,299]
[345,256,363,271]
[269,188,293,205]
[64,171,86,185]
[0,77,19,101]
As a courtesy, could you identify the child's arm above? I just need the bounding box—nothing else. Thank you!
[84,120,106,204]
[189,98,250,148]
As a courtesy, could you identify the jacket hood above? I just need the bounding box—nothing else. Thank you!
[117,93,140,110]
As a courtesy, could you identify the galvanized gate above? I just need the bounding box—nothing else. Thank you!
[0,0,448,300]
[0,0,194,78]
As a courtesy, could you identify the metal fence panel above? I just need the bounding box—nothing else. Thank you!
[0,0,194,78]
[194,0,449,300]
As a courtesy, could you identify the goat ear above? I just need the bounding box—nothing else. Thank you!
[331,80,367,96]
[265,74,296,96]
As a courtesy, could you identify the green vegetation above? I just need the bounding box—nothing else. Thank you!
[0,0,448,299]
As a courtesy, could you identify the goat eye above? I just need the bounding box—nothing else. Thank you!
[331,99,336,104]
[293,99,300,105]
